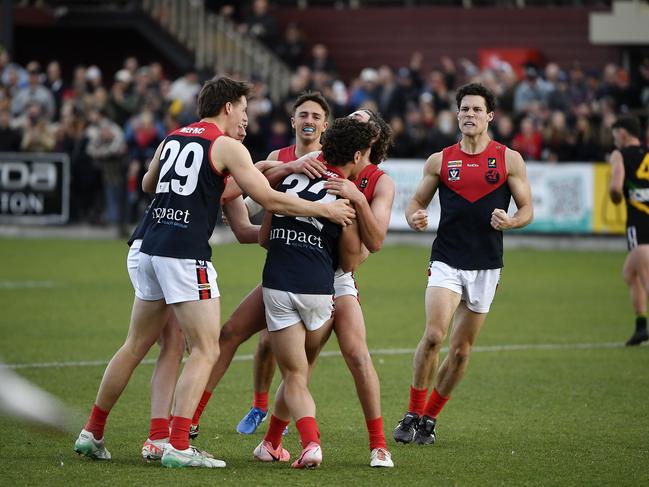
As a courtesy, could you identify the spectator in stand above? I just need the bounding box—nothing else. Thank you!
[611,68,637,112]
[309,43,337,76]
[0,107,22,151]
[389,115,416,158]
[571,115,601,161]
[85,65,104,93]
[107,69,138,126]
[86,110,126,225]
[547,71,571,112]
[55,104,102,223]
[492,112,514,148]
[20,102,55,152]
[44,61,65,121]
[513,64,550,114]
[276,22,305,70]
[512,116,543,161]
[11,61,56,121]
[241,0,279,49]
[166,70,200,125]
[423,69,452,114]
[0,48,27,88]
[425,109,457,155]
[375,65,401,120]
[542,110,573,162]
[349,68,379,111]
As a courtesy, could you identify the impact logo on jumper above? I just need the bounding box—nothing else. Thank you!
[448,160,462,168]
[488,158,497,168]
[485,169,500,184]
[448,168,460,182]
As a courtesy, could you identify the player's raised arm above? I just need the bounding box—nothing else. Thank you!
[405,152,442,231]
[491,149,533,231]
[609,149,625,205]
[213,136,355,226]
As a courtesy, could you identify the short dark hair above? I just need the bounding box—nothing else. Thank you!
[455,83,496,113]
[358,109,393,165]
[197,77,251,119]
[292,91,330,119]
[321,117,378,167]
[612,116,641,139]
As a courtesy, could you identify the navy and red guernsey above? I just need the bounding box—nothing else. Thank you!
[140,121,227,261]
[431,140,511,270]
[275,144,327,164]
[262,164,344,295]
[355,163,385,205]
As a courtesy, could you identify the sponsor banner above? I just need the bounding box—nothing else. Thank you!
[0,153,70,224]
[384,159,621,234]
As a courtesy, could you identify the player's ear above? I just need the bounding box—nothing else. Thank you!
[487,111,494,123]
[290,116,296,130]
[225,102,233,115]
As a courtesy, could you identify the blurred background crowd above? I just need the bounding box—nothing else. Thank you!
[1,0,648,227]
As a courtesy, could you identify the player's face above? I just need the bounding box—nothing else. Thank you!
[291,100,327,143]
[227,96,248,139]
[612,127,625,150]
[457,95,493,136]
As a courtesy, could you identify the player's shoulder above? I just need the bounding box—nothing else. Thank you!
[267,149,280,161]
[504,147,525,171]
[425,151,444,174]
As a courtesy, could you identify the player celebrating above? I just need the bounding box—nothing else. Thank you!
[393,83,533,445]
[254,116,374,469]
[73,77,355,469]
[608,116,649,346]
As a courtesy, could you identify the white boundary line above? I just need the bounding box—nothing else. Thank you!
[1,341,634,370]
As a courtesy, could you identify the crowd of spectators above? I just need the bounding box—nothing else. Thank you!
[1,0,648,226]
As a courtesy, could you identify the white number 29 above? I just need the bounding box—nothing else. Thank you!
[156,140,204,196]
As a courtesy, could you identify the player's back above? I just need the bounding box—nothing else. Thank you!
[141,121,227,261]
[622,145,649,226]
[262,167,343,295]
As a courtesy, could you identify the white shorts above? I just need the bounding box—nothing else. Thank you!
[427,261,501,313]
[333,267,358,299]
[262,287,333,332]
[127,239,142,292]
[136,251,220,304]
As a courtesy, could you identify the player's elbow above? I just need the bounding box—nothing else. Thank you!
[365,238,384,254]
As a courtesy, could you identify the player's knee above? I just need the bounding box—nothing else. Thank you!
[449,345,471,366]
[257,333,273,356]
[343,345,371,373]
[422,328,445,349]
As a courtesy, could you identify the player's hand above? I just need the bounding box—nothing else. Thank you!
[290,155,327,179]
[409,209,428,231]
[490,208,511,230]
[324,198,356,226]
[325,178,364,205]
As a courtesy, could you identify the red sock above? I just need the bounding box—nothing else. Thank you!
[408,386,428,416]
[149,417,169,441]
[366,417,387,450]
[295,416,320,448]
[253,391,269,412]
[191,390,212,424]
[263,414,290,449]
[84,404,109,440]
[169,416,192,451]
[423,388,450,419]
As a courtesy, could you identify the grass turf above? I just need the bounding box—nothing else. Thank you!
[0,239,647,486]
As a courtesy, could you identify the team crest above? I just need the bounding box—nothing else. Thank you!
[448,160,462,168]
[448,168,461,182]
[359,177,368,190]
[488,158,497,168]
[485,169,500,184]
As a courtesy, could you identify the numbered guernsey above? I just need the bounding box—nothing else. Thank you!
[263,169,342,295]
[141,122,226,261]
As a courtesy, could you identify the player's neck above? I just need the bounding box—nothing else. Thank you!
[201,116,223,131]
[295,139,321,158]
[624,137,641,148]
[459,134,491,155]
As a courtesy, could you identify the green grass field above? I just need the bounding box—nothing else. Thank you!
[1,238,648,486]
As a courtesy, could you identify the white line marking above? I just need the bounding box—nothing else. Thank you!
[1,341,635,370]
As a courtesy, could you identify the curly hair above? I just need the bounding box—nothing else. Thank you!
[321,117,379,167]
[358,109,393,165]
[455,82,496,113]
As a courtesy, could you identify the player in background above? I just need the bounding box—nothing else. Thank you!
[233,91,330,435]
[253,116,372,469]
[394,83,533,446]
[73,77,355,469]
[609,115,649,346]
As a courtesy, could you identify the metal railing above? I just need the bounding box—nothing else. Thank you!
[142,0,292,102]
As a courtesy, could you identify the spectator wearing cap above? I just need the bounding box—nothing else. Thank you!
[11,61,56,120]
[513,64,551,114]
[349,67,379,110]
[107,69,138,126]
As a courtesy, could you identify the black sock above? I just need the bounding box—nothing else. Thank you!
[635,315,647,332]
